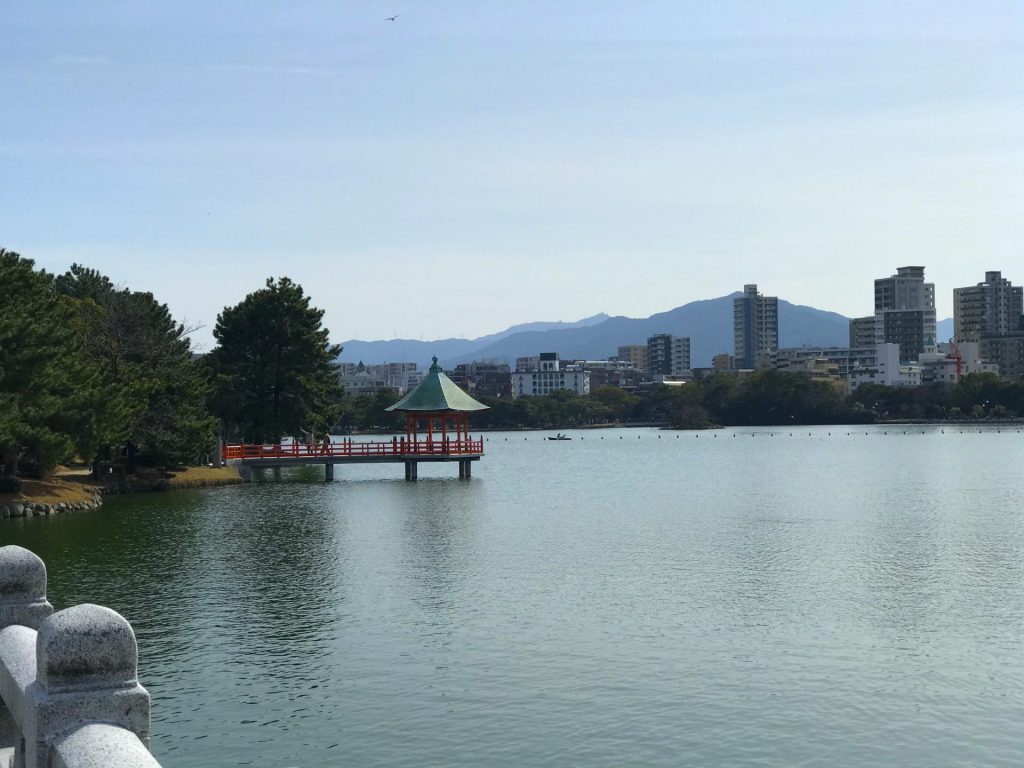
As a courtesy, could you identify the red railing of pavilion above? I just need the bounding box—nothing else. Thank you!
[223,437,484,461]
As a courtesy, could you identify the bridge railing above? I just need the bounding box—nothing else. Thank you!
[224,437,484,460]
[0,546,159,768]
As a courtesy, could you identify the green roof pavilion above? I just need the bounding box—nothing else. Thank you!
[386,357,489,445]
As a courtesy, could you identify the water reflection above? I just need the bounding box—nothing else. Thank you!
[396,480,480,614]
[2,427,1023,767]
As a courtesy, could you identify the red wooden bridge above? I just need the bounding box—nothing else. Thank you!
[223,436,484,481]
[223,437,483,461]
[224,356,489,481]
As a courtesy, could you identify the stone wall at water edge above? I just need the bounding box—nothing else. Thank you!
[0,490,103,519]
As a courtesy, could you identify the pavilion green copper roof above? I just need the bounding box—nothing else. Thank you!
[385,357,490,413]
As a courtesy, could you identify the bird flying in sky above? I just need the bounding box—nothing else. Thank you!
[385,15,398,21]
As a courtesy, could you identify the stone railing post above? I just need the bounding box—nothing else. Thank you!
[0,547,54,752]
[0,548,54,632]
[22,604,150,767]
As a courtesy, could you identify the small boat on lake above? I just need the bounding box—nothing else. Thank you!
[547,433,572,441]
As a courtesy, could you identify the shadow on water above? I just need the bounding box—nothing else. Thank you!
[0,491,208,658]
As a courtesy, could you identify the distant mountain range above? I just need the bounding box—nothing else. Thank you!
[339,295,954,370]
[338,313,610,367]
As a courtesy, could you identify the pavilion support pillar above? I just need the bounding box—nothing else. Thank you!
[405,461,418,481]
[464,460,472,479]
[325,462,334,482]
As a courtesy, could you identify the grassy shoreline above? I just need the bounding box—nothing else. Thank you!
[1,465,243,516]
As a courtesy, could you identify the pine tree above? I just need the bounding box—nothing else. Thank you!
[207,277,343,441]
[0,250,104,476]
[54,264,217,466]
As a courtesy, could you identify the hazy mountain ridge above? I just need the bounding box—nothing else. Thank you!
[338,313,609,365]
[440,294,853,369]
[339,299,959,371]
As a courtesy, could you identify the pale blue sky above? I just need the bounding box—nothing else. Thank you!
[3,2,1022,349]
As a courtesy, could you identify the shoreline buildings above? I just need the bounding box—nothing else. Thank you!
[344,267,1024,402]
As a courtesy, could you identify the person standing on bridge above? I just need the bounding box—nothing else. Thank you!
[320,433,331,455]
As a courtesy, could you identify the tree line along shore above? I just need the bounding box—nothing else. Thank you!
[3,247,1024,505]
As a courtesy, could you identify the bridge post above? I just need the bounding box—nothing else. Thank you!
[22,604,151,767]
[0,547,54,752]
[458,460,466,479]
[404,461,417,481]
[325,463,334,482]
[464,460,472,479]
[236,464,252,483]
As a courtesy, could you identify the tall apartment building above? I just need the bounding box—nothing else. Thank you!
[873,266,936,362]
[617,345,649,373]
[953,271,1023,343]
[733,284,778,369]
[849,316,876,349]
[646,334,691,376]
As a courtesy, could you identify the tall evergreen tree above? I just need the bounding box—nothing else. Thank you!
[207,277,343,441]
[54,264,217,466]
[0,251,103,476]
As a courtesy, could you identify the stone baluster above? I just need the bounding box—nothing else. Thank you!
[0,547,54,754]
[0,546,159,768]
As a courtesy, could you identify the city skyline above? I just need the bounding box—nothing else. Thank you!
[3,2,1022,348]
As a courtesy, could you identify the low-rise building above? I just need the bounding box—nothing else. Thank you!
[980,335,1024,380]
[515,356,540,373]
[450,361,513,398]
[340,363,393,396]
[565,359,640,390]
[512,352,590,397]
[775,346,885,382]
[616,345,648,373]
[339,361,418,392]
[919,343,998,384]
[848,344,920,390]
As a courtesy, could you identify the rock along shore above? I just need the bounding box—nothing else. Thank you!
[1,466,242,521]
[0,488,104,519]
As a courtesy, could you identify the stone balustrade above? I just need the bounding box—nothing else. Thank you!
[0,546,160,768]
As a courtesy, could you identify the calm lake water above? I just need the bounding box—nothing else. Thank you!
[3,425,1024,767]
